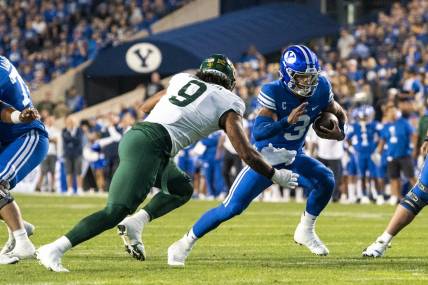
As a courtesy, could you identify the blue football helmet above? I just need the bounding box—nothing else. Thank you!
[279,45,320,97]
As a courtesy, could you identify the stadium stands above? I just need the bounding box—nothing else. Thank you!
[1,0,189,92]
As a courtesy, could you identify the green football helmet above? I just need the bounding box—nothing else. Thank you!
[199,54,236,90]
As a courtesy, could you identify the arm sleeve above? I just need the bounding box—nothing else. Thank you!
[257,86,277,111]
[253,115,291,141]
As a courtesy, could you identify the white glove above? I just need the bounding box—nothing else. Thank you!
[371,152,381,166]
[261,144,297,166]
[271,169,299,189]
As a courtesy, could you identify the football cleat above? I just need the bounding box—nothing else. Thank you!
[0,221,35,256]
[36,244,69,272]
[376,195,385,206]
[360,196,371,205]
[362,238,388,257]
[167,238,193,266]
[294,223,329,256]
[388,196,398,206]
[0,254,19,264]
[117,224,145,261]
[6,240,36,260]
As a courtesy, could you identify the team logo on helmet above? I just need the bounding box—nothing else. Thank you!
[284,51,296,64]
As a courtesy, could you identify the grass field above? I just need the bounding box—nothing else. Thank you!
[1,194,428,284]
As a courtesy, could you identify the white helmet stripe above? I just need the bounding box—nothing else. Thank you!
[295,45,310,65]
[301,45,315,66]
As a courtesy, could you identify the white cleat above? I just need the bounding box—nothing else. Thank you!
[167,238,193,266]
[294,223,329,256]
[360,196,371,204]
[36,244,69,272]
[362,238,388,257]
[388,196,398,206]
[0,254,19,264]
[0,221,35,256]
[117,220,145,261]
[6,240,36,260]
[376,195,385,206]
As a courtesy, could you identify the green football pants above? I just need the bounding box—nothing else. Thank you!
[66,122,193,246]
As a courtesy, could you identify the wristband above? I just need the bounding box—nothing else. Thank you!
[11,111,21,124]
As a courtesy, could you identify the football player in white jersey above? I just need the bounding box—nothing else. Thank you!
[37,54,299,272]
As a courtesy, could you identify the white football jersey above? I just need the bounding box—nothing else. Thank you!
[145,73,245,156]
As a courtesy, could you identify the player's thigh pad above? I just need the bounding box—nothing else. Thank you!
[400,182,428,215]
[0,130,48,188]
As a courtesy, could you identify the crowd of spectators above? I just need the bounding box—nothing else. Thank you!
[33,1,428,203]
[1,0,189,91]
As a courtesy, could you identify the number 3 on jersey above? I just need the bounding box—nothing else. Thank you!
[169,80,207,107]
[284,115,310,140]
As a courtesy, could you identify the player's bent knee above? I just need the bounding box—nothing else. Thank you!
[0,181,14,210]
[169,174,194,203]
[320,169,335,194]
[103,204,131,226]
[400,185,428,215]
[180,180,194,202]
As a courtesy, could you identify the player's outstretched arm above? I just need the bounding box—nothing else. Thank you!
[139,89,166,117]
[220,110,298,188]
[0,101,40,123]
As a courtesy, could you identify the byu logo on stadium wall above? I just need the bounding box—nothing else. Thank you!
[126,43,162,73]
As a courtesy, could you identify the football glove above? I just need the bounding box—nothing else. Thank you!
[271,169,299,189]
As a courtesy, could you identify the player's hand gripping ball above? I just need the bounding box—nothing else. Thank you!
[313,112,344,141]
[19,107,40,123]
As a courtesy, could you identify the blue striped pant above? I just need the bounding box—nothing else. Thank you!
[0,130,48,189]
[192,152,335,238]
